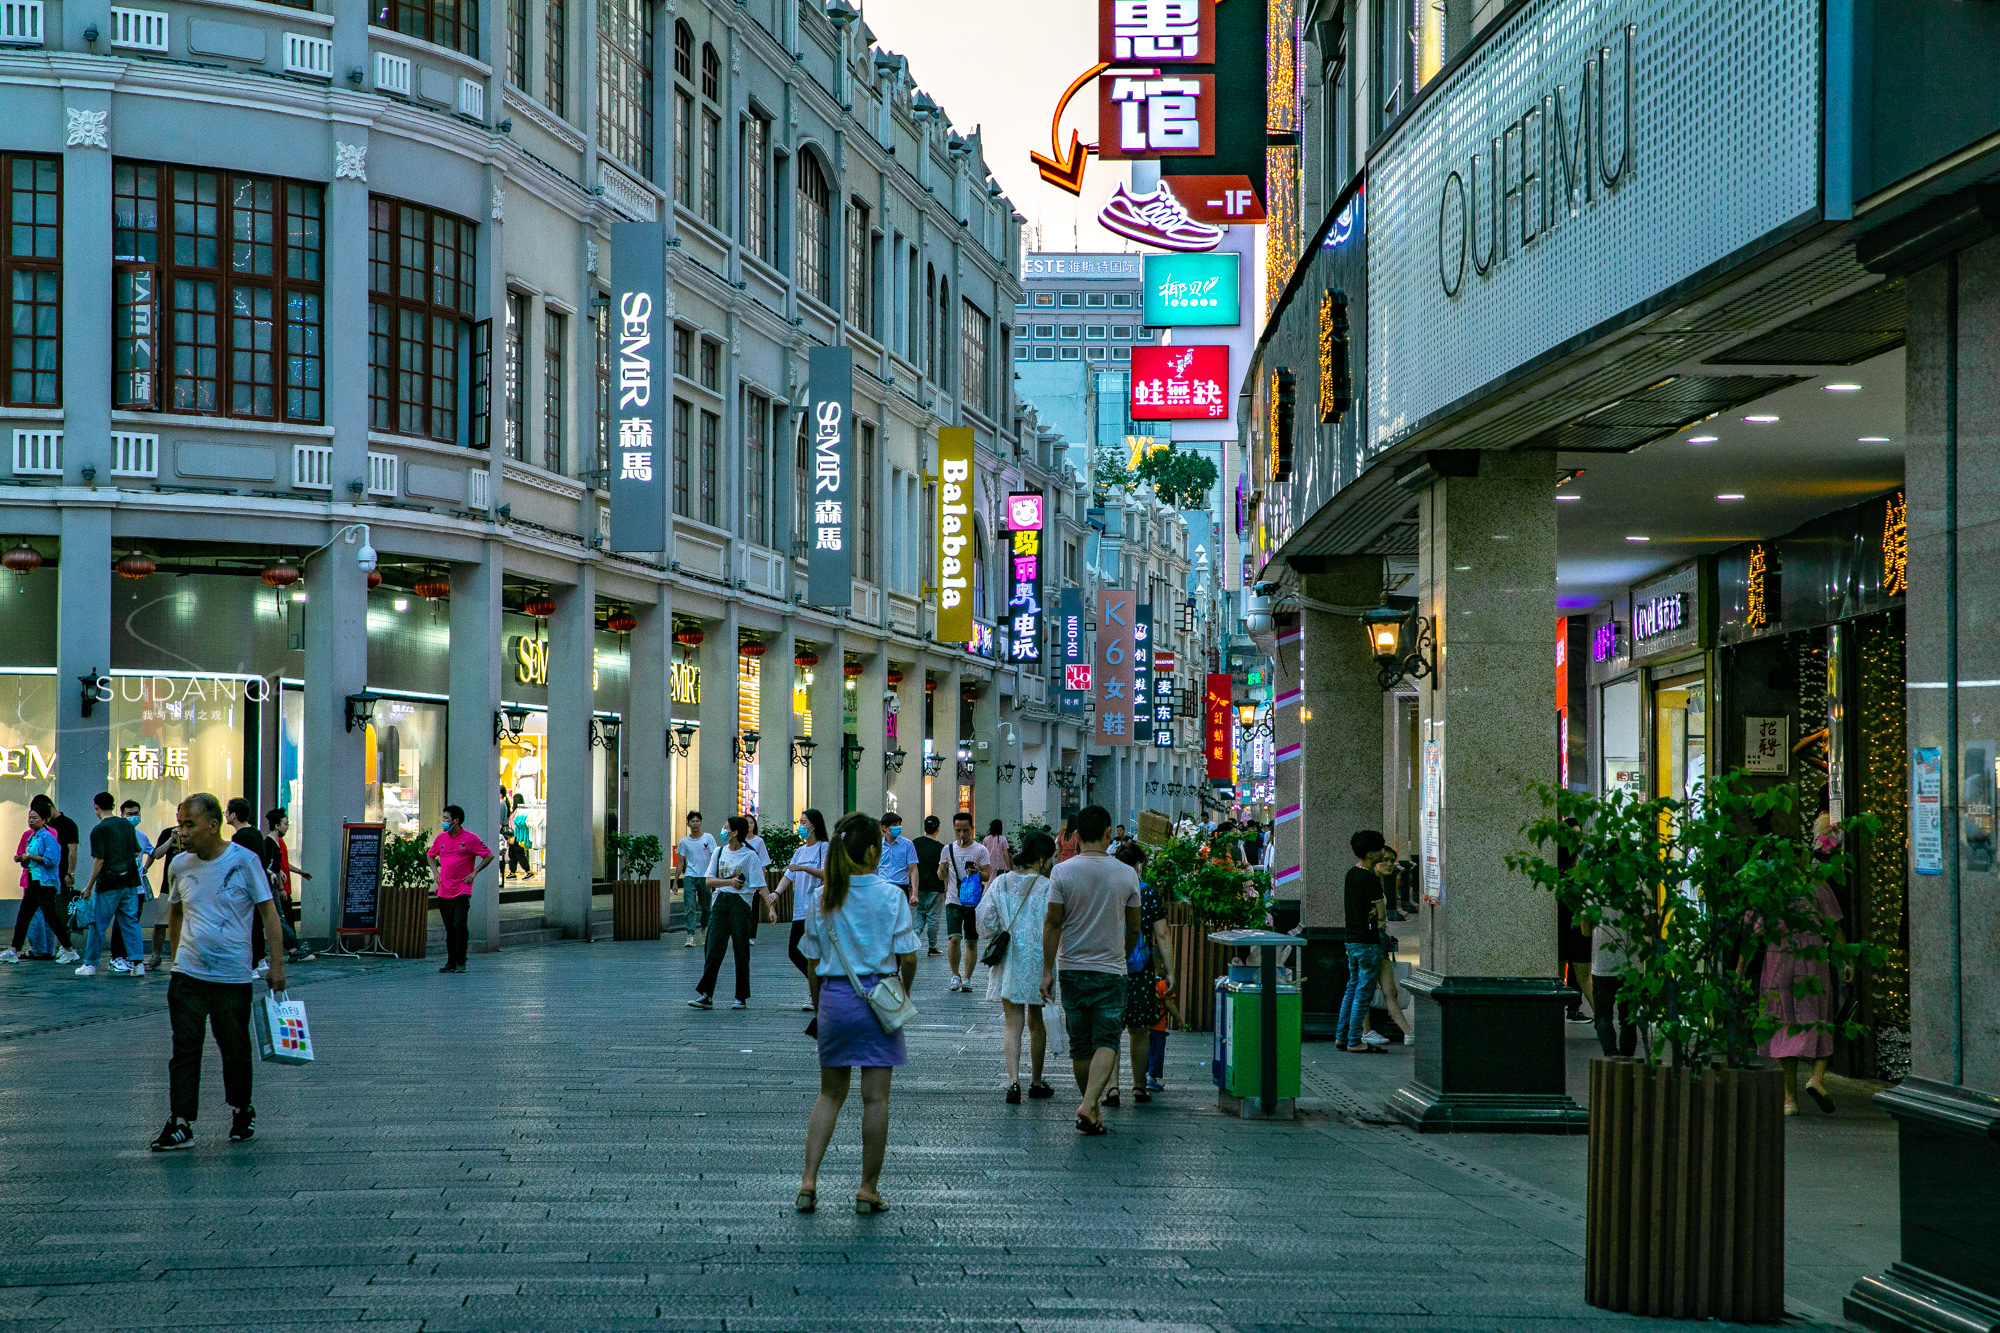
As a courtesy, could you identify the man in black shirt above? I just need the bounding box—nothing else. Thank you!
[912,815,946,956]
[79,792,145,976]
[226,799,281,972]
[1340,829,1388,1053]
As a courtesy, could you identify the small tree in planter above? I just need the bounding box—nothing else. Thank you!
[1145,835,1267,1030]
[379,831,434,959]
[607,832,664,941]
[1507,772,1881,1322]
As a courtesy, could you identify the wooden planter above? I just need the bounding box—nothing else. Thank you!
[377,883,429,959]
[612,879,662,941]
[1586,1058,1785,1323]
[1165,905,1234,1033]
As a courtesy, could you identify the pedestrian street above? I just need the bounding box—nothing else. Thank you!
[0,940,1884,1332]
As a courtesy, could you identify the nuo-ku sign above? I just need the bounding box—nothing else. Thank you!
[805,345,853,607]
[608,223,667,552]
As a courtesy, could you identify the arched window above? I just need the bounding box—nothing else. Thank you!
[936,279,950,393]
[700,43,720,101]
[673,20,692,79]
[696,44,721,225]
[797,153,830,304]
[924,265,936,381]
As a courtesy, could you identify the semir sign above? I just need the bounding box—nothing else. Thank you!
[1632,593,1684,642]
[936,427,976,642]
[1436,24,1635,299]
[608,223,668,552]
[805,345,853,607]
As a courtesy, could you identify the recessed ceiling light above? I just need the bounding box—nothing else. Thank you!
[1555,494,1583,502]
[1716,494,1745,501]
[1688,435,1718,443]
[393,597,410,611]
[1859,436,1890,443]
[1744,414,1780,423]
[1822,383,1862,392]
[1625,535,1650,542]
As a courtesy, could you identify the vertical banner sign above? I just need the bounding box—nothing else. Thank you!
[608,223,667,552]
[1096,590,1136,746]
[1204,673,1231,780]
[805,345,853,607]
[936,427,976,641]
[1132,604,1152,738]
[1421,739,1443,905]
[1554,617,1569,789]
[1059,586,1088,715]
[1151,648,1175,746]
[1005,491,1044,662]
[1913,746,1943,875]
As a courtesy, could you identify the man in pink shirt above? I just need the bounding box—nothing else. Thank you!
[427,805,493,974]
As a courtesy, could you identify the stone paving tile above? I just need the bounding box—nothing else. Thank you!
[0,940,1857,1332]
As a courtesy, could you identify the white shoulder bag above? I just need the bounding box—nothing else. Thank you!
[825,903,918,1034]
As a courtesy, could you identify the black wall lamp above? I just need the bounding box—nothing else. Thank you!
[791,735,817,768]
[1023,764,1037,784]
[1364,605,1436,691]
[884,746,907,773]
[997,761,1016,782]
[923,753,942,776]
[78,669,104,718]
[733,729,761,761]
[344,690,381,733]
[668,721,695,757]
[590,716,622,750]
[493,704,530,743]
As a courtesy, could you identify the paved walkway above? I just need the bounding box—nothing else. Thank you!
[0,938,1888,1331]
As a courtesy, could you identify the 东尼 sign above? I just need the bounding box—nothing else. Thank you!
[1142,253,1239,326]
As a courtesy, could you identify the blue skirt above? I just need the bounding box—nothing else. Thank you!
[817,976,907,1068]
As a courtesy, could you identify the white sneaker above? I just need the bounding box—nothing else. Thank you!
[109,958,132,974]
[1361,1030,1390,1047]
[56,948,79,964]
[130,962,147,976]
[74,963,97,976]
[730,999,746,1010]
[683,933,698,948]
[0,948,19,964]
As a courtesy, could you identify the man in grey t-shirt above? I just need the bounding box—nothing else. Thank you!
[152,793,286,1152]
[1042,805,1140,1134]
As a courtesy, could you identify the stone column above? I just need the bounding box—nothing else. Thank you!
[54,506,110,842]
[808,629,846,817]
[852,641,888,817]
[544,570,597,938]
[698,608,740,819]
[758,622,797,825]
[969,671,1000,823]
[887,663,923,818]
[933,663,963,818]
[1299,561,1386,927]
[1270,614,1303,917]
[1388,451,1583,1133]
[627,591,675,929]
[299,539,369,943]
[448,545,504,952]
[1846,235,2000,1332]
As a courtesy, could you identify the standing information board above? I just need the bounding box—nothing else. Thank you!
[339,822,385,935]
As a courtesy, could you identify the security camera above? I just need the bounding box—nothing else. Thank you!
[885,692,901,714]
[356,544,378,573]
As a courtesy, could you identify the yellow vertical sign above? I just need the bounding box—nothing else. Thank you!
[936,427,976,643]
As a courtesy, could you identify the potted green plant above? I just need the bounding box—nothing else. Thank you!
[378,830,433,959]
[1147,833,1267,1031]
[608,832,664,941]
[1508,772,1880,1323]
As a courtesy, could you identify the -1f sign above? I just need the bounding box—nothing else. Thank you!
[805,345,853,607]
[608,223,667,552]
[935,427,976,642]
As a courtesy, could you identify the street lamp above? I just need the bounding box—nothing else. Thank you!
[667,721,695,757]
[344,690,381,733]
[733,729,761,761]
[1365,604,1437,691]
[923,753,943,776]
[884,746,907,773]
[791,735,817,768]
[998,761,1016,782]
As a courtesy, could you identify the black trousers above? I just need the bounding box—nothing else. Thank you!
[788,919,809,977]
[168,972,253,1122]
[1592,973,1640,1058]
[439,896,471,967]
[9,883,71,951]
[696,893,753,1001]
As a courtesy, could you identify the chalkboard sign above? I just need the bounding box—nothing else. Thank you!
[339,823,384,933]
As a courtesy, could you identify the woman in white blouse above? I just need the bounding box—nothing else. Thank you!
[796,812,920,1215]
[976,828,1057,1104]
[784,808,830,1009]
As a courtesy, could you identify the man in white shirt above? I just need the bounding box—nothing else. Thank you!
[151,792,287,1152]
[942,811,991,993]
[676,811,720,949]
[1042,804,1140,1133]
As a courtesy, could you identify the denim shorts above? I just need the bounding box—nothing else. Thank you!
[1059,969,1127,1055]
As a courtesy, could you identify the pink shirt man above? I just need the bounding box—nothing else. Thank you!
[428,826,492,899]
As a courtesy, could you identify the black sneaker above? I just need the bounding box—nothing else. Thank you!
[687,996,712,1009]
[150,1119,194,1152]
[927,948,942,957]
[229,1107,255,1142]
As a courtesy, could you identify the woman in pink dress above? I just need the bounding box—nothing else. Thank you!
[1758,813,1853,1115]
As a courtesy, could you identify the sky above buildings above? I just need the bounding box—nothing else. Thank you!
[859,0,1137,253]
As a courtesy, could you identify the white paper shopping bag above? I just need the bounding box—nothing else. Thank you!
[253,991,314,1065]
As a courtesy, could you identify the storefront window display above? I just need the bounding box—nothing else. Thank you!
[365,696,446,840]
[1653,673,1707,806]
[0,672,58,903]
[497,707,620,883]
[110,672,258,842]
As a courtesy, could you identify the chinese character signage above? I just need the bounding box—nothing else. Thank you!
[1744,717,1789,775]
[1006,490,1043,664]
[1131,604,1152,737]
[1152,646,1175,746]
[1129,345,1229,419]
[936,426,976,642]
[608,222,667,552]
[1204,672,1231,780]
[1096,590,1136,747]
[1059,587,1088,716]
[1142,253,1240,326]
[1099,0,1214,63]
[1099,73,1215,160]
[805,345,853,607]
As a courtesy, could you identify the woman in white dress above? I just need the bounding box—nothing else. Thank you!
[976,828,1057,1104]
[785,810,830,1009]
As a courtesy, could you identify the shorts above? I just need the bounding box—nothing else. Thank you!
[946,903,979,940]
[1060,969,1126,1055]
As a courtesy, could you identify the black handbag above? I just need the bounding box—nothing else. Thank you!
[980,875,1037,967]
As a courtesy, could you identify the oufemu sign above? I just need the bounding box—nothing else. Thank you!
[935,426,976,642]
[805,345,853,607]
[608,223,667,553]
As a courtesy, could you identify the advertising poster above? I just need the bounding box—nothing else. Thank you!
[1142,252,1241,326]
[1420,739,1443,905]
[1130,345,1229,419]
[1132,604,1152,738]
[1913,746,1942,875]
[1204,672,1232,780]
[1743,717,1789,775]
[1005,491,1043,663]
[1095,590,1136,746]
[805,345,853,606]
[607,222,667,552]
[936,427,976,641]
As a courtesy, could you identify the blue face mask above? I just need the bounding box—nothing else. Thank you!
[797,823,809,838]
[127,815,141,826]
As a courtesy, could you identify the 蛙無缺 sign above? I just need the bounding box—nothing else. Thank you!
[1130,344,1229,419]
[805,346,853,607]
[608,223,667,553]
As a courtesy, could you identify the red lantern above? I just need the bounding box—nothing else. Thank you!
[114,551,156,580]
[605,609,638,634]
[793,650,819,668]
[843,663,864,678]
[886,669,904,686]
[2,542,42,575]
[415,576,451,601]
[260,561,302,588]
[740,641,767,658]
[926,678,938,692]
[522,594,556,618]
[675,628,705,648]
[367,570,383,591]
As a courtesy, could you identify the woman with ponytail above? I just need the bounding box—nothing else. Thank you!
[796,812,920,1215]
[785,809,830,1008]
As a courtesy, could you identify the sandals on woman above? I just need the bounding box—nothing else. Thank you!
[1806,1085,1836,1114]
[1075,1114,1108,1135]
[795,1189,817,1213]
[854,1194,891,1213]
[1028,1082,1055,1099]
[1102,1090,1121,1108]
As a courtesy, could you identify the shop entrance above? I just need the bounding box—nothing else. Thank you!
[1653,671,1707,805]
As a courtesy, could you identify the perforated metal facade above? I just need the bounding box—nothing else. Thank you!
[1365,0,1822,454]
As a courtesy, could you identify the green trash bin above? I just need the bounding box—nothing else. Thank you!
[1219,979,1301,1114]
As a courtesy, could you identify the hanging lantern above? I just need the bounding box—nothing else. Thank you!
[793,650,818,668]
[260,560,302,589]
[843,662,864,678]
[522,594,556,618]
[926,677,938,692]
[367,569,382,591]
[886,669,904,686]
[114,551,156,580]
[2,542,42,575]
[740,641,767,658]
[675,627,705,648]
[605,608,637,634]
[414,575,451,601]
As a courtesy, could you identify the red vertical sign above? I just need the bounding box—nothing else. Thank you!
[1205,672,1232,780]
[1096,590,1136,746]
[1554,617,1569,789]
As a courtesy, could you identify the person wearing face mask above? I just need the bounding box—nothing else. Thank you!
[877,812,917,905]
[427,805,495,973]
[785,809,830,1008]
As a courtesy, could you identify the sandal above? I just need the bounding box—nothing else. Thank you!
[1075,1114,1109,1135]
[1103,1090,1121,1108]
[1134,1090,1152,1104]
[794,1189,817,1213]
[854,1194,891,1213]
[1806,1086,1836,1114]
[1028,1082,1055,1099]
[1005,1083,1022,1104]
